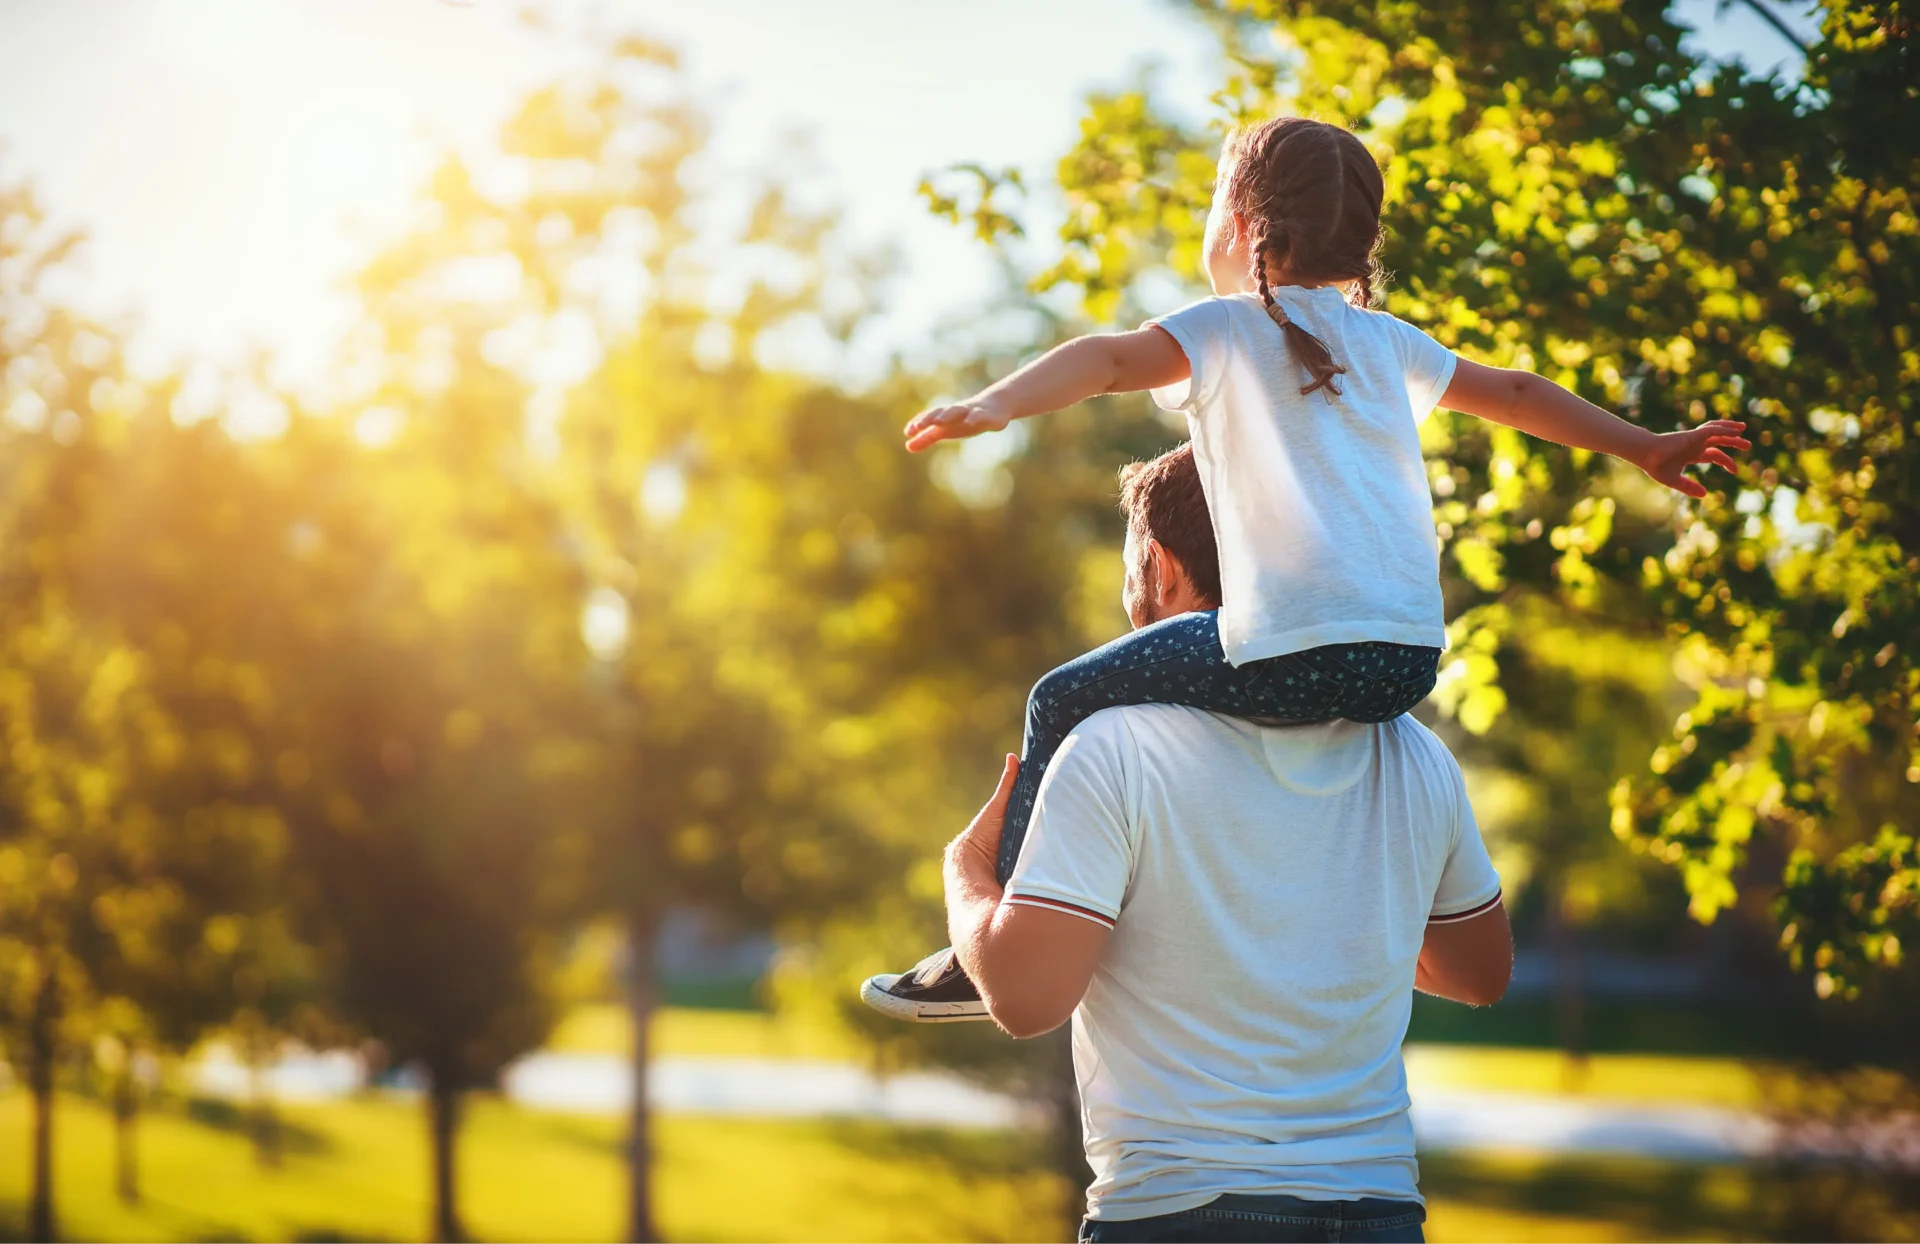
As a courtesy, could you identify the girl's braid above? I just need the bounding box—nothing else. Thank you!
[1224,116,1386,393]
[1251,218,1348,397]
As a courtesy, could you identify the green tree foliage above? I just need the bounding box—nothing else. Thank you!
[79,414,332,1173]
[6,29,1138,1235]
[940,0,1917,999]
[0,171,307,1237]
[344,35,1164,1237]
[282,229,588,1243]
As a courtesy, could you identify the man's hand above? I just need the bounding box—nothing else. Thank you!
[1636,420,1750,498]
[943,751,1109,1039]
[945,753,1019,885]
[904,397,1012,453]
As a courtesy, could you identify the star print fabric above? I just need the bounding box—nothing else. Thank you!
[993,610,1440,882]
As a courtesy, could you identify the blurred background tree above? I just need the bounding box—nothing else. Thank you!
[0,172,297,1239]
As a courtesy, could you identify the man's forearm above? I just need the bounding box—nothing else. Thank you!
[944,843,1004,983]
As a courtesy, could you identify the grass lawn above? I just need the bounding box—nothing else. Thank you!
[0,1011,1851,1242]
[1402,1044,1773,1110]
[1,1083,1850,1244]
[0,1089,1066,1243]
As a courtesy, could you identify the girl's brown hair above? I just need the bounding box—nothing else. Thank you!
[1222,117,1386,396]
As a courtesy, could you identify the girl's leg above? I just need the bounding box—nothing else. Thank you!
[994,610,1335,883]
[994,626,1444,882]
[1287,641,1443,723]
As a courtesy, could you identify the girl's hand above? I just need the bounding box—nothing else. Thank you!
[1636,420,1751,498]
[903,396,1012,453]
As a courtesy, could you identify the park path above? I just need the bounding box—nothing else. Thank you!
[196,1045,1779,1162]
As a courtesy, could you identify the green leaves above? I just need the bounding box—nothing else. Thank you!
[1778,825,1918,998]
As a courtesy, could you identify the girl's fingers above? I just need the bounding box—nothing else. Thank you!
[1707,435,1752,451]
[905,405,973,438]
[1703,449,1738,471]
[1676,475,1708,498]
[904,405,963,437]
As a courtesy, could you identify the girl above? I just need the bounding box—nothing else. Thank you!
[863,116,1746,1022]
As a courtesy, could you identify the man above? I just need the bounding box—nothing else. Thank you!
[941,444,1510,1243]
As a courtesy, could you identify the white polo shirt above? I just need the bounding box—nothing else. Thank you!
[1005,705,1500,1222]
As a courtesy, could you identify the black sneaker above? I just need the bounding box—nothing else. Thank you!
[860,947,989,1022]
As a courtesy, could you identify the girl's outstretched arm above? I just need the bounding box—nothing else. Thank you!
[1441,357,1750,498]
[904,327,1189,453]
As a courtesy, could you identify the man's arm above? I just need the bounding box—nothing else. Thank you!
[944,755,1112,1038]
[1415,898,1512,1007]
[1440,357,1749,498]
[905,328,1190,453]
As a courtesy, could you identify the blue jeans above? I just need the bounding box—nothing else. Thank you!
[996,611,1439,882]
[1079,1194,1426,1243]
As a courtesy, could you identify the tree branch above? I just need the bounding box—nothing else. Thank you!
[1724,0,1812,56]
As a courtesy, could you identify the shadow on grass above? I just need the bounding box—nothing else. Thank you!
[1422,1150,1920,1242]
[177,1094,333,1157]
[0,1213,418,1244]
[1423,1151,1753,1238]
[816,1118,1047,1178]
[516,1107,1049,1179]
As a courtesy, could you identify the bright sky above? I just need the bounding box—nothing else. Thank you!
[0,0,1814,388]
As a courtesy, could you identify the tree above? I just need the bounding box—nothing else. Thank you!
[74,411,329,1198]
[264,362,582,1244]
[340,31,1025,1235]
[929,0,1918,1002]
[339,26,1180,1236]
[0,167,322,1228]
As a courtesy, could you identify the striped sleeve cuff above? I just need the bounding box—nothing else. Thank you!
[1428,890,1502,925]
[1006,892,1118,930]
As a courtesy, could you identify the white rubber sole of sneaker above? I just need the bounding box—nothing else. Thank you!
[859,975,992,1023]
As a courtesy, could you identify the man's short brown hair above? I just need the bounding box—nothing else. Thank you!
[1118,443,1222,607]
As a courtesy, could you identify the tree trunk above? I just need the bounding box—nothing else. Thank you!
[1549,893,1589,1091]
[625,905,661,1244]
[427,1073,464,1243]
[113,1060,140,1205]
[247,1049,283,1169]
[28,960,58,1243]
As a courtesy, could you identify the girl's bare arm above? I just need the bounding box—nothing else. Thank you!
[1441,357,1749,498]
[904,327,1189,453]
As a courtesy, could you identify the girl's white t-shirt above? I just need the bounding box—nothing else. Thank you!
[1147,286,1456,666]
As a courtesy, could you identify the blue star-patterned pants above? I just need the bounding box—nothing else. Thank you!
[994,610,1440,883]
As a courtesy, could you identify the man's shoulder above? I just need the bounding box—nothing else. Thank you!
[1069,707,1460,778]
[1378,713,1461,771]
[1071,702,1236,745]
[1063,705,1268,784]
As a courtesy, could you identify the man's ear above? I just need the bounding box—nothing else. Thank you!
[1146,538,1190,607]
